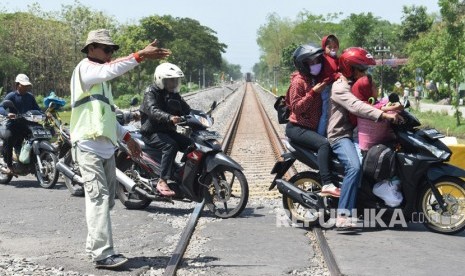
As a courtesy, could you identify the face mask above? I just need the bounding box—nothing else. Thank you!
[309,63,322,76]
[329,50,337,57]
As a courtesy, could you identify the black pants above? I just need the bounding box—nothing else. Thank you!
[286,123,332,183]
[144,131,193,181]
[1,121,29,167]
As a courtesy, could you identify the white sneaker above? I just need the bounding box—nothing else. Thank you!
[373,180,403,207]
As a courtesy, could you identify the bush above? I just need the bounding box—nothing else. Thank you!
[435,86,450,102]
[114,93,142,109]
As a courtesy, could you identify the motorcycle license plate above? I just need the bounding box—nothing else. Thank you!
[422,128,445,140]
[30,126,53,139]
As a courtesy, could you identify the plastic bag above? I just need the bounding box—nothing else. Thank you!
[19,141,32,164]
[372,178,403,207]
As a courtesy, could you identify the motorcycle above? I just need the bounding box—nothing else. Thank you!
[114,100,249,218]
[53,98,140,196]
[0,100,59,188]
[45,100,83,196]
[270,106,465,235]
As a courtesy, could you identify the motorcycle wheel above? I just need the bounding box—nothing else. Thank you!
[62,152,84,197]
[203,166,249,218]
[418,176,465,235]
[116,159,152,209]
[35,151,59,189]
[282,171,323,227]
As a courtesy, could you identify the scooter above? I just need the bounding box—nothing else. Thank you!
[270,107,465,235]
[54,98,140,196]
[0,100,59,188]
[114,100,249,218]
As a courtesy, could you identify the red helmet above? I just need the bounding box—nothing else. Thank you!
[339,47,376,78]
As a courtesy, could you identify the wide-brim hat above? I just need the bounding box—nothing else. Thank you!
[81,29,120,53]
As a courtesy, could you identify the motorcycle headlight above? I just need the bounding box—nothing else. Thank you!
[195,115,212,127]
[27,114,45,123]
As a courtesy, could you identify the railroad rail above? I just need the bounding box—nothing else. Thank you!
[252,83,341,276]
[163,82,340,275]
[163,86,246,275]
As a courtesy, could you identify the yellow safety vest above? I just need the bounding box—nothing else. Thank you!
[70,64,117,144]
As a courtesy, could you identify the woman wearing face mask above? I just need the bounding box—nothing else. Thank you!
[284,43,340,197]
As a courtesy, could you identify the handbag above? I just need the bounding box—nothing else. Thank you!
[273,95,290,124]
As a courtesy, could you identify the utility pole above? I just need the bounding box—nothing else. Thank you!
[198,68,201,90]
[374,33,390,97]
[273,66,279,95]
[202,67,205,89]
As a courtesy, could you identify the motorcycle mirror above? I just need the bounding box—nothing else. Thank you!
[207,101,217,116]
[48,101,56,111]
[210,101,217,111]
[130,97,139,106]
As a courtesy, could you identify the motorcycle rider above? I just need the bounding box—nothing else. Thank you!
[0,74,42,175]
[139,62,193,197]
[328,47,403,229]
[285,44,339,197]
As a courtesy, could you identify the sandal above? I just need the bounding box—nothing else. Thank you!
[156,180,176,197]
[0,166,17,176]
[335,216,358,231]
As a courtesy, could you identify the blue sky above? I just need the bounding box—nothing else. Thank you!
[3,0,440,72]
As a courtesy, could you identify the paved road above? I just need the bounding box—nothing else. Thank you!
[0,177,193,275]
[325,221,465,275]
[0,177,319,275]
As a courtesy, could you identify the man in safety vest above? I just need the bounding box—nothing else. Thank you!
[70,29,170,269]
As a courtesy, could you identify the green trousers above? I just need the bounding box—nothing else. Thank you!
[74,147,117,261]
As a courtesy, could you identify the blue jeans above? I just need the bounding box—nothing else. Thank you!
[331,137,362,216]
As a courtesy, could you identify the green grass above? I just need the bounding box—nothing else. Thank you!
[410,109,465,143]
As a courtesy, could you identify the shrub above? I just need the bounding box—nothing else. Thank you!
[114,93,142,109]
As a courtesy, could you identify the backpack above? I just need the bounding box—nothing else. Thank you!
[274,87,291,124]
[362,144,396,181]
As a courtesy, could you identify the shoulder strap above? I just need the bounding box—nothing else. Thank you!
[284,86,291,106]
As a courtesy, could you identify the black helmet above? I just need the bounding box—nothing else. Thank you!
[293,43,324,77]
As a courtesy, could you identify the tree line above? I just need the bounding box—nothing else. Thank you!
[0,1,243,101]
[254,0,465,124]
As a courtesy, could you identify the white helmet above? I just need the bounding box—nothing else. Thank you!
[153,62,184,92]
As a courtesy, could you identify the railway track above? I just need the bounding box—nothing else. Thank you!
[163,85,246,275]
[164,82,340,275]
[247,83,341,276]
